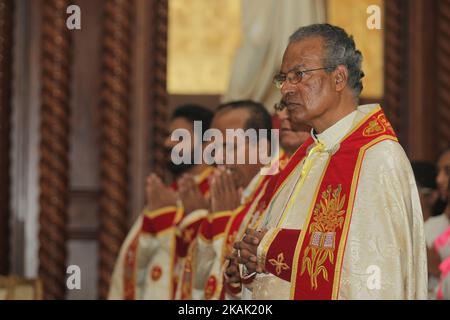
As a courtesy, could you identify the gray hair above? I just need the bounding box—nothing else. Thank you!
[289,23,365,98]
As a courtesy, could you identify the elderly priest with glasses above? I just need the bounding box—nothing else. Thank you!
[226,23,427,300]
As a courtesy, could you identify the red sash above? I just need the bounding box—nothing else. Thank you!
[222,151,291,255]
[171,168,213,299]
[251,151,292,221]
[290,107,397,299]
[214,153,298,298]
[201,153,290,299]
[200,173,271,300]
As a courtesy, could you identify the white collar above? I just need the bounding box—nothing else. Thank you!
[311,110,357,151]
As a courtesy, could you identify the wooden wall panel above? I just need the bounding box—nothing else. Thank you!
[0,0,14,275]
[66,0,102,299]
[407,0,438,161]
[436,0,450,153]
[383,0,409,146]
[98,0,134,300]
[70,0,102,191]
[384,0,448,161]
[64,0,169,299]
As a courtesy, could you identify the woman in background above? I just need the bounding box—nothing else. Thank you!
[411,161,438,222]
[424,148,450,299]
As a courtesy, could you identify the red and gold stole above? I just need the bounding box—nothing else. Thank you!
[222,151,291,259]
[222,150,311,296]
[122,167,213,299]
[257,138,317,216]
[175,167,213,259]
[173,167,213,299]
[208,172,273,299]
[215,151,306,298]
[188,171,271,300]
[289,106,397,299]
[198,152,293,299]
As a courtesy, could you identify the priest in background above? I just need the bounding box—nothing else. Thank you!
[425,148,450,299]
[178,100,275,299]
[191,102,311,300]
[108,104,214,300]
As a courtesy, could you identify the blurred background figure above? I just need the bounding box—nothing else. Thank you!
[412,161,438,222]
[163,104,214,179]
[276,107,310,157]
[424,148,450,299]
[433,148,450,217]
[433,180,450,300]
[108,104,214,300]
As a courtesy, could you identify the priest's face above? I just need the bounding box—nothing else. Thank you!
[210,108,263,189]
[164,117,198,175]
[279,37,338,133]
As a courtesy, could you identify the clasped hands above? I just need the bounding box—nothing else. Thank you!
[145,168,266,292]
[145,166,242,215]
[145,172,209,213]
[224,228,267,290]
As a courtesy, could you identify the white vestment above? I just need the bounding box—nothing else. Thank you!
[248,104,427,300]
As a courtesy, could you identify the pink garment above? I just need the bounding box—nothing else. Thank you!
[434,226,450,299]
[437,256,450,299]
[434,226,450,252]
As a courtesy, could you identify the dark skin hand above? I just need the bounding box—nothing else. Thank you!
[427,246,442,278]
[233,228,267,274]
[178,173,210,214]
[224,251,241,288]
[146,173,178,211]
[210,167,241,213]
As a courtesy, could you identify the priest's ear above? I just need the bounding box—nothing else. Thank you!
[333,65,348,92]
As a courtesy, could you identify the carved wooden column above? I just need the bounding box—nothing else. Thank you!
[436,0,450,152]
[38,0,72,299]
[0,0,14,275]
[98,0,133,299]
[149,0,168,179]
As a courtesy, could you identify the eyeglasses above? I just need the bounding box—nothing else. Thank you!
[272,66,336,89]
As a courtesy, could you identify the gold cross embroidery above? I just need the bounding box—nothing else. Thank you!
[268,252,290,275]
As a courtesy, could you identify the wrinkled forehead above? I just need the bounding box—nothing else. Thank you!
[281,37,325,73]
